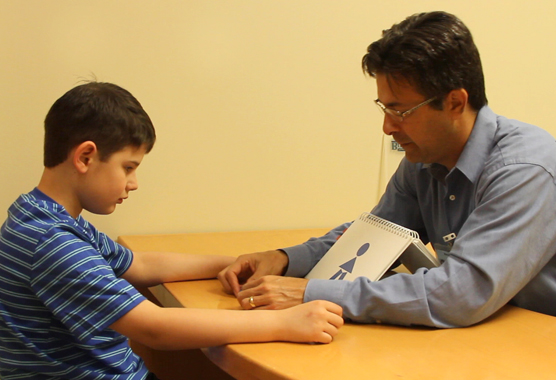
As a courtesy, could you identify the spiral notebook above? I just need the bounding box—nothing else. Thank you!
[305,213,440,281]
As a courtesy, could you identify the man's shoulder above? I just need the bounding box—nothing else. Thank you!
[493,115,556,166]
[495,114,553,143]
[474,114,556,184]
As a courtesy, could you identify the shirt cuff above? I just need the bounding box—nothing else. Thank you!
[281,244,315,278]
[303,278,348,304]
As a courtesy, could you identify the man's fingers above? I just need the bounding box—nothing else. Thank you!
[218,259,256,296]
[241,293,265,310]
[217,270,234,294]
[237,284,265,309]
[238,276,262,291]
[224,270,242,296]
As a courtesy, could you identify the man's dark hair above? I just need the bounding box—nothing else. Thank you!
[43,82,156,167]
[362,11,487,110]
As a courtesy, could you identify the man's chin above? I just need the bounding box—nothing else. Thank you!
[402,149,419,163]
[402,151,429,165]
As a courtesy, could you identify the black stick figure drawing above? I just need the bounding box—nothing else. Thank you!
[330,242,370,280]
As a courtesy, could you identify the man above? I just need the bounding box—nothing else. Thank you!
[218,11,556,328]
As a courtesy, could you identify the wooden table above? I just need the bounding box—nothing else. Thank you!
[119,229,556,380]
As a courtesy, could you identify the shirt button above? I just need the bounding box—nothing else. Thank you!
[449,195,456,201]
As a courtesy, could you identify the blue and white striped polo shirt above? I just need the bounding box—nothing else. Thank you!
[0,188,148,380]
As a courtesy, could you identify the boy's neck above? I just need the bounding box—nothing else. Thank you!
[37,165,83,219]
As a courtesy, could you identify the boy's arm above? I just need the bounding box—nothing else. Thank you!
[110,299,343,349]
[122,251,236,287]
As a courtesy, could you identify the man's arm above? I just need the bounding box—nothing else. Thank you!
[217,224,351,297]
[303,163,556,327]
[230,158,556,328]
[122,251,236,287]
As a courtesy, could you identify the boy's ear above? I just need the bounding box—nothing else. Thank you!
[73,141,98,174]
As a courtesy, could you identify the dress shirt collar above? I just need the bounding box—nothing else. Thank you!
[453,106,497,184]
[422,106,497,185]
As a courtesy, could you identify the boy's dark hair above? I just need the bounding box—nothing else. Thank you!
[44,82,156,167]
[362,11,487,111]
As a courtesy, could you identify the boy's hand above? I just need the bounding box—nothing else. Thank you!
[237,275,308,310]
[278,300,344,344]
[218,250,289,296]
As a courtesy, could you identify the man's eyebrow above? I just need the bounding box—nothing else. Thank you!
[378,98,403,108]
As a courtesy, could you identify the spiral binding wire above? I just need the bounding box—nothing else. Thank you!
[360,212,420,239]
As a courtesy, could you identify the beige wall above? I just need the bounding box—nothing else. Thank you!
[1,1,555,239]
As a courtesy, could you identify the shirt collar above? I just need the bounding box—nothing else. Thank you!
[29,187,85,225]
[453,106,497,184]
[30,187,59,204]
[422,106,497,184]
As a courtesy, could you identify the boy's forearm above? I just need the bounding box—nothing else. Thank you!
[113,300,282,350]
[152,307,282,349]
[112,299,342,349]
[124,251,236,286]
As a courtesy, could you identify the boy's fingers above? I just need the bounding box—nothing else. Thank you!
[324,301,343,317]
[324,324,339,338]
[317,332,334,344]
[329,313,345,329]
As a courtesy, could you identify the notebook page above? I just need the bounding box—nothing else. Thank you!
[306,216,413,281]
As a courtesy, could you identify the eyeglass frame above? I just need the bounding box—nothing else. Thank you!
[374,97,437,122]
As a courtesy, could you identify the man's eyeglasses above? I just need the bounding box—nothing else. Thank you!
[374,97,436,122]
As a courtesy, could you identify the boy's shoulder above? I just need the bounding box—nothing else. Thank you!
[1,188,128,271]
[5,188,75,232]
[1,188,96,253]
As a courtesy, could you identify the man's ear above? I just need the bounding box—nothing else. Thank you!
[446,88,469,115]
[73,141,98,174]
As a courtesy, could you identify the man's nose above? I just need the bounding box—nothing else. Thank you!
[382,114,401,136]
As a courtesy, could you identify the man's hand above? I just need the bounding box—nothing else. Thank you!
[237,275,309,310]
[217,250,289,296]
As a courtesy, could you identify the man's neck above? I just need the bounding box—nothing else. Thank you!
[443,106,479,170]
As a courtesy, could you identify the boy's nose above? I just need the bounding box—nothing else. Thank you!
[127,174,139,192]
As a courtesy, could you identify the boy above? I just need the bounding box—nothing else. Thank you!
[0,82,343,380]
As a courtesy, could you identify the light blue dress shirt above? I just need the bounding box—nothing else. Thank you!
[283,106,556,327]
